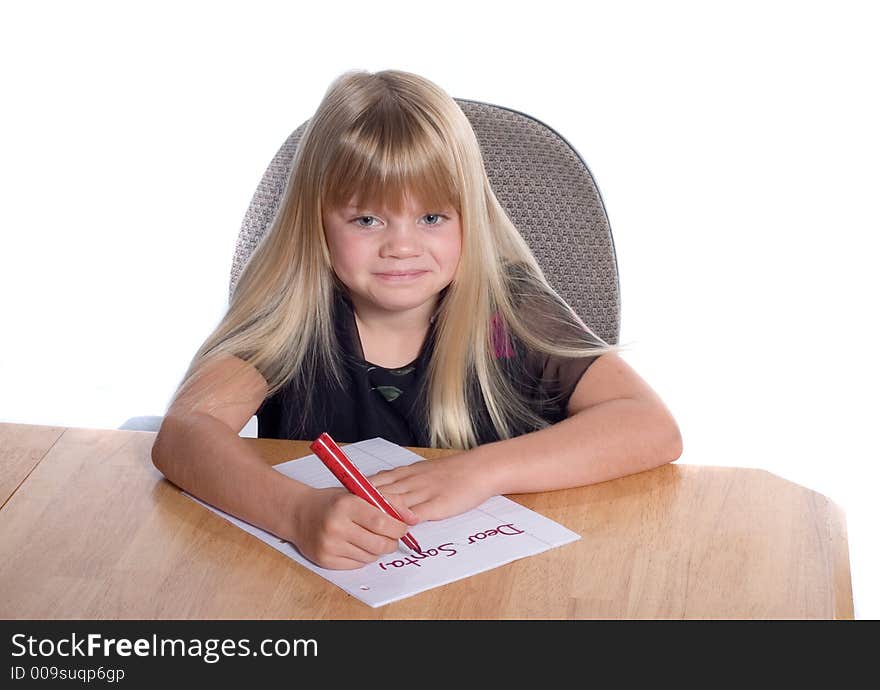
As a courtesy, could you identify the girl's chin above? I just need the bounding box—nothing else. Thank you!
[363,294,436,314]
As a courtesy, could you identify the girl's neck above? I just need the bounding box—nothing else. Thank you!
[351,296,440,369]
[350,294,439,336]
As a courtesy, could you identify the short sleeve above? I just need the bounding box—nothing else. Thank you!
[509,271,604,420]
[526,350,598,417]
[525,336,598,416]
[255,391,282,439]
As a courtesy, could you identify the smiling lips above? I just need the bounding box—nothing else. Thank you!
[375,270,428,281]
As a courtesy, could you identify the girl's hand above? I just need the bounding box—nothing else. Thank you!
[369,453,495,522]
[288,486,419,570]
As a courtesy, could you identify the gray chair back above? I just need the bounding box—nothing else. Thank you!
[230,99,620,344]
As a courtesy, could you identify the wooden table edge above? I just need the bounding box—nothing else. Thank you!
[827,497,855,619]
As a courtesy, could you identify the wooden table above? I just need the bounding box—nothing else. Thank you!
[0,422,854,619]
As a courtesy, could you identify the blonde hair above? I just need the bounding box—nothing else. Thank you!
[176,68,622,449]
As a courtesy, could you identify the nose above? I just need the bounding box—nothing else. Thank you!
[379,221,423,259]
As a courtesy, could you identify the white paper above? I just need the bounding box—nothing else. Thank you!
[184,437,581,608]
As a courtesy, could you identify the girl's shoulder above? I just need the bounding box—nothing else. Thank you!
[168,354,269,433]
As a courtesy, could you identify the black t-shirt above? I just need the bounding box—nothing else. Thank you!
[256,286,599,447]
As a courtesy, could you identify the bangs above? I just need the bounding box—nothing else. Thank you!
[321,102,461,215]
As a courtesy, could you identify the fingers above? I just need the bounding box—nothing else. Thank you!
[331,537,394,565]
[348,524,401,557]
[371,472,424,504]
[308,514,401,570]
[316,557,371,570]
[392,486,467,522]
[382,493,420,526]
[370,466,417,488]
[349,497,414,537]
[319,550,382,570]
[404,496,444,522]
[303,492,406,561]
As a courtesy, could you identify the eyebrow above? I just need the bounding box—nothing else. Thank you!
[343,204,453,213]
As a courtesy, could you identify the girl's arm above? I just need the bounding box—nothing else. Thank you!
[475,351,682,494]
[152,355,299,540]
[151,355,415,569]
[371,352,682,519]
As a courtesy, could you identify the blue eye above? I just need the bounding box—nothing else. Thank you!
[351,213,448,228]
[354,216,379,228]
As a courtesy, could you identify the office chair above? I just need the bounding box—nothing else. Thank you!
[120,98,620,434]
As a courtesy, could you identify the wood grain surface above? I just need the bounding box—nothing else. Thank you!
[0,424,853,619]
[0,422,66,508]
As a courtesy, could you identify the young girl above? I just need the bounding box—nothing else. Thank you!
[152,69,682,570]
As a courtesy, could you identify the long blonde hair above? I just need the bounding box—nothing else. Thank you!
[176,68,621,449]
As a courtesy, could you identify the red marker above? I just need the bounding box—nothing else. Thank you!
[309,432,422,553]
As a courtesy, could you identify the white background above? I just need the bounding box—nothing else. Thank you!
[1,1,877,618]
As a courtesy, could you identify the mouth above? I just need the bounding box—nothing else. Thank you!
[374,270,429,281]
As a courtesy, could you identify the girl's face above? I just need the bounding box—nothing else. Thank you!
[323,195,462,320]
